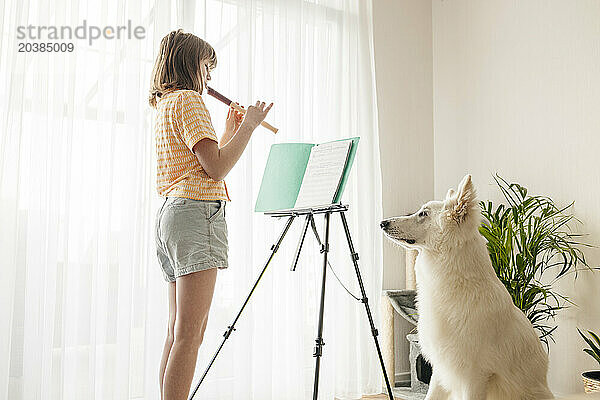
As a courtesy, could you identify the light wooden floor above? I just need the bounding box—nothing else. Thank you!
[334,387,421,399]
[334,395,399,400]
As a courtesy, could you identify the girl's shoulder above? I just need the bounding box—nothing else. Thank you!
[161,88,194,98]
[169,89,205,103]
[158,89,205,108]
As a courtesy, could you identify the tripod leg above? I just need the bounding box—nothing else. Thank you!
[188,215,296,400]
[339,212,395,400]
[312,211,330,400]
[291,214,312,271]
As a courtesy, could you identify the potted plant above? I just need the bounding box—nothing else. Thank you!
[577,328,600,393]
[479,174,596,349]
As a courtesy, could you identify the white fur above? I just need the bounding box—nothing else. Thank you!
[381,175,554,400]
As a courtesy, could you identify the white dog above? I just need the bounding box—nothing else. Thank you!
[380,175,553,400]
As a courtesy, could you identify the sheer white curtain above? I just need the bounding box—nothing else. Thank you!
[0,0,384,399]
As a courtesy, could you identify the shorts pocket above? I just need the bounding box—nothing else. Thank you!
[171,198,187,206]
[209,204,228,267]
[206,201,225,223]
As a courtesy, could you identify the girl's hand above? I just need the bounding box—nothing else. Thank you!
[220,103,244,147]
[243,101,273,129]
[225,103,244,134]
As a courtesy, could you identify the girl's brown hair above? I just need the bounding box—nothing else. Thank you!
[149,29,217,108]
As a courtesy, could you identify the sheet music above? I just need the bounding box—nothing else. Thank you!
[294,140,352,208]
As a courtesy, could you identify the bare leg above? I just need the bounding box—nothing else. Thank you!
[163,268,218,400]
[159,282,177,400]
[425,371,451,400]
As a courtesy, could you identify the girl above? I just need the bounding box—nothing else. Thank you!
[149,29,273,400]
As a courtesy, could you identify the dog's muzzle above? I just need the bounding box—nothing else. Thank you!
[380,219,416,244]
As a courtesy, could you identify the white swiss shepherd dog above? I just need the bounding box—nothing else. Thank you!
[380,175,554,400]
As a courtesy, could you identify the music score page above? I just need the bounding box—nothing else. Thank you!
[294,140,352,208]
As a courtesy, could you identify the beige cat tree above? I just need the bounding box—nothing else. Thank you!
[381,249,418,390]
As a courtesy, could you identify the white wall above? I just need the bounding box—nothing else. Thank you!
[372,0,433,379]
[433,0,600,395]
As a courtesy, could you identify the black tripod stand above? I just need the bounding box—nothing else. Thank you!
[189,204,394,400]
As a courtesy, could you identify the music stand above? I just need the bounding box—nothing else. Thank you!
[189,203,394,400]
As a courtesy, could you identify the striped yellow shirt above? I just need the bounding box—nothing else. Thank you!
[155,89,230,201]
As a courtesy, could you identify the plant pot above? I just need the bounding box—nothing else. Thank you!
[582,371,600,393]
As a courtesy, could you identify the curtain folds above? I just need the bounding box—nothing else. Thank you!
[0,0,384,398]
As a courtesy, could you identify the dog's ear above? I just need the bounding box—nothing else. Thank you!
[445,188,456,200]
[457,175,473,197]
[448,175,477,223]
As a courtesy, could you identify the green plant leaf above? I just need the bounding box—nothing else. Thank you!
[481,174,596,348]
[584,349,600,366]
[578,329,600,361]
[588,330,600,348]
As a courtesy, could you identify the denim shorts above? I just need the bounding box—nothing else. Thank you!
[155,197,228,282]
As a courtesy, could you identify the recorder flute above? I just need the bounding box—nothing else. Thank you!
[206,86,278,134]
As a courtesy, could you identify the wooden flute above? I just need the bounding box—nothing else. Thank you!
[206,86,278,134]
